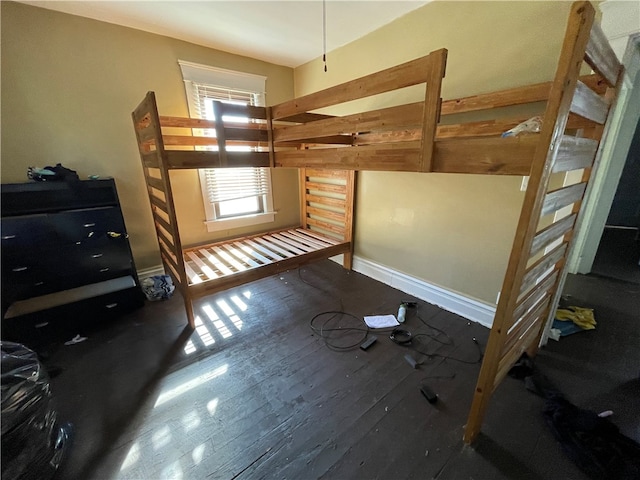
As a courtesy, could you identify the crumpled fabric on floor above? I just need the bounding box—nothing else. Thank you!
[509,354,640,480]
[555,306,597,330]
[141,274,175,301]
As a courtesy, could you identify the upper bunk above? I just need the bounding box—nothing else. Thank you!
[132,2,618,177]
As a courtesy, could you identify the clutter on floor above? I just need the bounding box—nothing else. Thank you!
[1,341,72,480]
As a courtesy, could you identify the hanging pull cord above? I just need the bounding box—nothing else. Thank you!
[323,0,327,72]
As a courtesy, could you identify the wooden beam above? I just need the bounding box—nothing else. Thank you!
[271,54,433,120]
[165,151,270,169]
[275,142,422,171]
[420,48,447,172]
[273,103,422,143]
[440,74,605,117]
[432,136,537,176]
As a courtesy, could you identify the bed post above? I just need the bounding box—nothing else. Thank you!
[463,1,622,444]
[420,48,447,172]
[132,92,196,328]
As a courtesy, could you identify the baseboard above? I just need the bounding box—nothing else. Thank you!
[137,265,166,280]
[141,257,497,327]
[337,255,496,328]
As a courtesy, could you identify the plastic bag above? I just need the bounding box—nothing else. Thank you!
[502,116,543,137]
[1,342,72,480]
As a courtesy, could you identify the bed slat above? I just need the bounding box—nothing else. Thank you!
[186,252,218,280]
[141,151,160,168]
[520,243,568,296]
[553,135,598,172]
[263,234,307,255]
[212,246,248,272]
[306,206,346,224]
[254,237,297,258]
[149,194,169,215]
[585,22,621,87]
[304,181,347,194]
[244,238,285,260]
[270,233,316,253]
[297,228,339,245]
[541,182,587,216]
[305,217,346,236]
[530,213,577,257]
[570,81,609,124]
[221,244,261,268]
[513,270,559,324]
[277,231,321,251]
[306,194,346,208]
[284,230,330,249]
[233,241,272,265]
[495,319,543,389]
[198,248,235,276]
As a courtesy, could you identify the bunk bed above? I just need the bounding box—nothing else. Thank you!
[132,1,621,445]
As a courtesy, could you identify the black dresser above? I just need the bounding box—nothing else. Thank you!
[1,179,143,344]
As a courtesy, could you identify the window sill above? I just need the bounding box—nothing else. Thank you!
[204,211,275,232]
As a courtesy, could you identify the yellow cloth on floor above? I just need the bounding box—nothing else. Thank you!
[555,306,597,330]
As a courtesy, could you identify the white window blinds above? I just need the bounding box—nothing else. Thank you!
[203,167,270,203]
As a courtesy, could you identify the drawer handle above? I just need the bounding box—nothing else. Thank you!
[100,267,110,272]
[12,266,28,272]
[105,303,118,309]
[84,223,96,228]
[1,235,16,240]
[34,281,44,286]
[92,253,103,258]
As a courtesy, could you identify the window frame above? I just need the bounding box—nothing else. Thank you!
[179,61,275,232]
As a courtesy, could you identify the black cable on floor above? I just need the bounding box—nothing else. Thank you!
[309,311,369,351]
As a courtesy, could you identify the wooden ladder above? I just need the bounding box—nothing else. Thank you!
[463,1,623,444]
[132,92,195,328]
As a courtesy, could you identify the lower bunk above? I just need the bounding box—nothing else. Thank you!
[181,227,351,296]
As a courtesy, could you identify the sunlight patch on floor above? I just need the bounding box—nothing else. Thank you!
[202,304,233,338]
[217,299,243,330]
[154,364,228,408]
[120,442,140,471]
[207,397,219,416]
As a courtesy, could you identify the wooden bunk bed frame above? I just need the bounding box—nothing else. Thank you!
[132,1,621,445]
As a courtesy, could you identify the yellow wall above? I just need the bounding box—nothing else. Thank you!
[1,1,298,271]
[294,0,577,304]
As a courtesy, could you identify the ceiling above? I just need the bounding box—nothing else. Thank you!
[20,1,428,68]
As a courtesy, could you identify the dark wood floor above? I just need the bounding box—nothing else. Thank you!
[32,260,638,479]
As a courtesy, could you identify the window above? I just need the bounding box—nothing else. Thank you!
[179,61,274,232]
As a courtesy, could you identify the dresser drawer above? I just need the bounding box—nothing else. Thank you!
[2,285,144,345]
[53,207,126,243]
[51,243,132,287]
[1,214,55,248]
